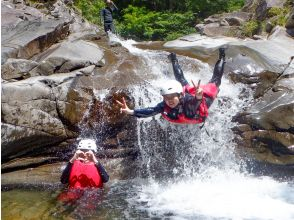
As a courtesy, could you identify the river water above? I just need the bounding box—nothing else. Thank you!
[2,35,294,220]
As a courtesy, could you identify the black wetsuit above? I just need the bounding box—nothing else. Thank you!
[60,161,109,184]
[133,54,226,119]
[100,6,118,33]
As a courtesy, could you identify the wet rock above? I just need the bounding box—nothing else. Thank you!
[252,35,264,40]
[195,11,252,37]
[1,156,140,186]
[265,21,274,33]
[240,130,294,165]
[1,163,63,186]
[243,0,287,21]
[1,71,90,159]
[1,1,69,64]
[1,156,59,172]
[30,40,104,76]
[1,58,38,80]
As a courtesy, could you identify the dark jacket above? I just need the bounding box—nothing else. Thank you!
[100,6,117,23]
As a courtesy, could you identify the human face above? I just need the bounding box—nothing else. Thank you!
[163,93,180,108]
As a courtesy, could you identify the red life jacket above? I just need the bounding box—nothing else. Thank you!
[69,160,103,189]
[161,83,218,124]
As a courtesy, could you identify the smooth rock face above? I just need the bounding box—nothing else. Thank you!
[2,19,69,64]
[30,40,105,76]
[1,58,39,80]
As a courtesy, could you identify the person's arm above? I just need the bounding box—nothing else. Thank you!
[100,9,105,24]
[133,102,165,118]
[60,162,73,184]
[111,1,118,11]
[116,98,164,118]
[95,162,109,183]
[85,151,109,183]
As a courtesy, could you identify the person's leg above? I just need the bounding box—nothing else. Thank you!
[104,23,109,33]
[168,53,189,86]
[110,23,116,34]
[209,48,226,87]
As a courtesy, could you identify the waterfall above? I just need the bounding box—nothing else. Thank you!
[111,35,294,220]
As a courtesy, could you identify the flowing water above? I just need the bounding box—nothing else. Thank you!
[2,35,294,220]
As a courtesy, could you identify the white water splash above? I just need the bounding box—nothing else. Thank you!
[135,171,294,220]
[111,34,294,220]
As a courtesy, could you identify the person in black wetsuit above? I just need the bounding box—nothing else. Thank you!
[116,48,226,124]
[100,0,118,34]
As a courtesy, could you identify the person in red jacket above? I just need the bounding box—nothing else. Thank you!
[58,139,109,203]
[116,48,226,124]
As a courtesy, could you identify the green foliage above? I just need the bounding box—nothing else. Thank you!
[241,20,259,37]
[73,0,246,40]
[186,0,244,17]
[268,7,290,26]
[227,0,245,12]
[74,0,105,24]
[117,6,195,40]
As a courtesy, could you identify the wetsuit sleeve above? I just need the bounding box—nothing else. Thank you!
[95,162,109,183]
[60,162,73,184]
[133,102,165,118]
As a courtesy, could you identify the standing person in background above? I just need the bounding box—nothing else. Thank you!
[100,0,118,35]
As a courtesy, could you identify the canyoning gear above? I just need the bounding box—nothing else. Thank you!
[161,83,218,124]
[128,50,226,124]
[170,54,189,86]
[77,139,98,152]
[160,80,183,96]
[68,160,103,189]
[61,161,109,185]
[209,57,225,87]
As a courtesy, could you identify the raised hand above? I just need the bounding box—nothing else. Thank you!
[191,79,203,100]
[70,150,86,163]
[116,97,134,115]
[85,150,98,164]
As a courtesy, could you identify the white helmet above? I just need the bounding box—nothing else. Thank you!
[77,139,97,152]
[159,80,183,96]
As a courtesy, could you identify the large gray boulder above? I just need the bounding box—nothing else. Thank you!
[30,40,105,76]
[195,11,252,37]
[1,71,90,160]
[243,0,287,20]
[1,58,38,80]
[165,27,293,74]
[1,1,69,64]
